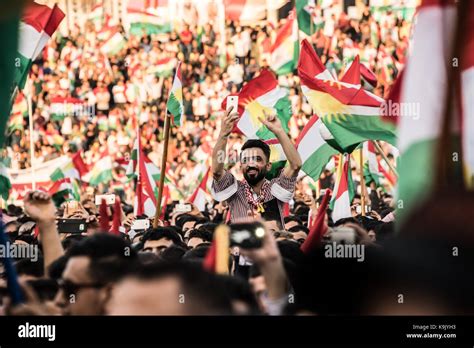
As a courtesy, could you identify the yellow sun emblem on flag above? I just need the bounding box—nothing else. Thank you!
[306,90,350,124]
[242,97,275,129]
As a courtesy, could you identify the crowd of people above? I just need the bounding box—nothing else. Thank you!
[2,2,473,316]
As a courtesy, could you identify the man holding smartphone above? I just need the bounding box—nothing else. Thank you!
[211,107,302,229]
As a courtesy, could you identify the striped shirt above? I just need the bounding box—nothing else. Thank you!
[211,170,297,227]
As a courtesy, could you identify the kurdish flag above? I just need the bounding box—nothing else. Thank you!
[15,3,65,90]
[391,0,457,224]
[0,157,12,200]
[48,178,80,207]
[296,0,324,36]
[189,167,211,212]
[50,96,86,121]
[50,152,89,182]
[296,115,339,181]
[270,9,299,76]
[167,61,184,126]
[147,57,176,77]
[221,69,292,140]
[8,92,27,133]
[298,39,396,153]
[264,138,287,179]
[127,0,172,36]
[100,29,126,56]
[84,152,113,186]
[330,153,354,223]
[363,141,382,186]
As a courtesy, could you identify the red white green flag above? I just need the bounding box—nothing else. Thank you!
[270,9,299,76]
[167,61,184,126]
[50,151,89,182]
[329,154,354,223]
[189,167,211,212]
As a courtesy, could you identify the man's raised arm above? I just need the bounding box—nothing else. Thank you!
[259,112,302,178]
[212,106,240,180]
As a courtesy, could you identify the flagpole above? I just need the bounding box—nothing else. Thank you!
[373,140,398,178]
[154,112,171,228]
[26,87,36,190]
[359,149,366,216]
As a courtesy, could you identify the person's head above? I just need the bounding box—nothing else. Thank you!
[175,214,200,233]
[105,262,233,315]
[288,225,309,244]
[141,227,185,255]
[187,229,212,249]
[57,234,137,315]
[240,139,271,186]
[284,216,303,230]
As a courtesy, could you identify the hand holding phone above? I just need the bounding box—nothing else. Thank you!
[226,96,239,112]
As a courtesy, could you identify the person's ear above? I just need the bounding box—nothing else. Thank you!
[266,161,272,171]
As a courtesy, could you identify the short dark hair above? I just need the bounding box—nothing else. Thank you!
[284,216,303,225]
[66,234,137,284]
[188,229,213,243]
[288,225,309,234]
[175,214,200,230]
[240,139,271,162]
[142,227,185,248]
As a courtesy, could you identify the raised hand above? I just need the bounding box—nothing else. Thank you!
[258,110,284,135]
[220,106,240,137]
[23,191,56,224]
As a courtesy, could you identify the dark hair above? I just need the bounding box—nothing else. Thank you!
[15,257,44,278]
[14,234,37,245]
[159,245,187,263]
[61,234,86,251]
[333,217,359,226]
[240,139,271,162]
[66,234,137,284]
[374,222,395,244]
[48,255,69,280]
[142,227,185,248]
[126,261,233,314]
[215,274,261,315]
[284,216,303,225]
[26,279,59,301]
[188,229,213,243]
[288,225,309,234]
[175,214,200,230]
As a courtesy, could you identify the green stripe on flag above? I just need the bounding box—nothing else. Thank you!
[167,93,182,125]
[256,96,292,140]
[129,22,172,36]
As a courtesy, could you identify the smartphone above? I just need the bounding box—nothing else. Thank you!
[57,218,87,233]
[330,226,356,244]
[95,194,116,205]
[229,221,266,249]
[131,219,150,231]
[175,203,192,213]
[226,96,239,112]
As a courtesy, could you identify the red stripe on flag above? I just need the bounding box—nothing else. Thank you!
[340,55,361,85]
[295,114,319,148]
[301,189,332,254]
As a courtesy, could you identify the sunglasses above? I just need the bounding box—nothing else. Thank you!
[58,279,104,297]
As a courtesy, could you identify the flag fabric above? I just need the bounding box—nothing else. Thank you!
[296,115,339,181]
[264,138,288,179]
[88,2,104,28]
[14,3,65,90]
[0,4,20,148]
[8,92,27,133]
[50,152,89,182]
[330,154,354,223]
[100,29,126,56]
[189,167,211,211]
[127,0,171,36]
[85,152,113,186]
[99,199,110,231]
[110,197,122,235]
[394,0,457,223]
[224,0,267,24]
[0,158,12,200]
[298,39,396,153]
[221,69,292,140]
[461,2,474,187]
[270,9,299,76]
[167,61,184,126]
[295,0,324,36]
[301,189,332,254]
[146,57,177,77]
[363,141,382,186]
[48,178,79,207]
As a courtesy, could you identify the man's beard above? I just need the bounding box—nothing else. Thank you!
[243,166,267,186]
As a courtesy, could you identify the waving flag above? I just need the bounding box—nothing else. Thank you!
[0,157,12,200]
[296,115,338,181]
[127,0,171,35]
[330,154,354,223]
[394,0,457,224]
[8,92,27,133]
[50,151,89,182]
[85,152,113,186]
[48,178,80,207]
[295,0,324,36]
[298,39,396,153]
[270,9,299,75]
[189,167,211,211]
[15,3,65,89]
[100,28,126,56]
[167,61,184,126]
[221,69,292,140]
